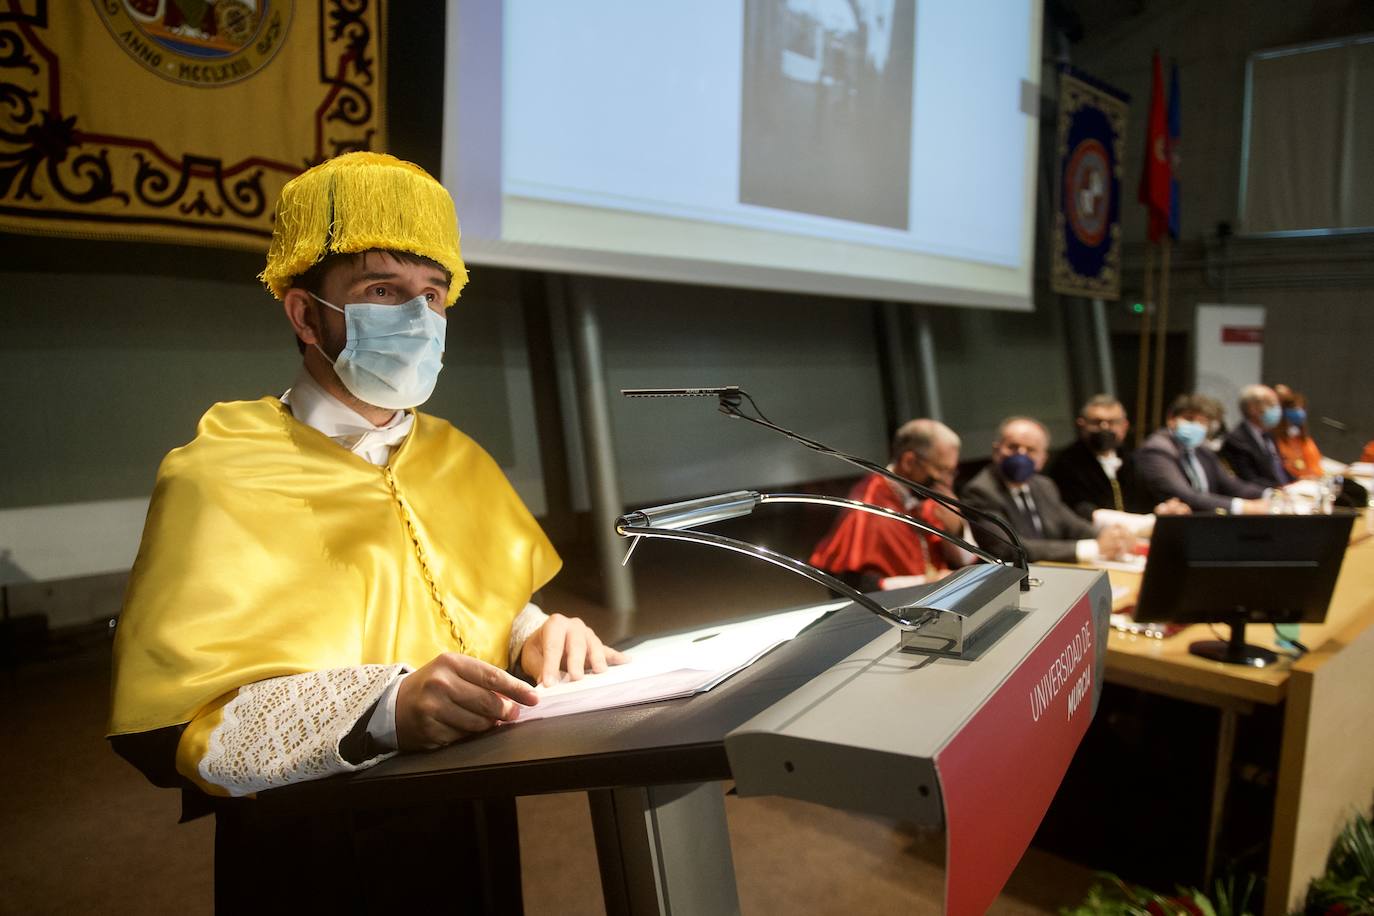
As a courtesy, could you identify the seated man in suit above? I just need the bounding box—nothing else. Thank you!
[1219,384,1292,488]
[1138,393,1272,514]
[960,416,1136,564]
[810,418,975,592]
[1046,394,1189,521]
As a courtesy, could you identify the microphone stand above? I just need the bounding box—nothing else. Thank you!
[617,388,1036,656]
[622,386,1031,588]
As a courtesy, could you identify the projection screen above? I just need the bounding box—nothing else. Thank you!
[442,1,1043,310]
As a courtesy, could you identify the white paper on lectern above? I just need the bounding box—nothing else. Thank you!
[515,601,847,723]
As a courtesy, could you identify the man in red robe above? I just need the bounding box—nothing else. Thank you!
[809,418,972,592]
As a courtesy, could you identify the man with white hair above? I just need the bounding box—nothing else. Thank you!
[810,418,973,591]
[1220,384,1292,488]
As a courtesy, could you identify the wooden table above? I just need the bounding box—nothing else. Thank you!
[1096,520,1374,914]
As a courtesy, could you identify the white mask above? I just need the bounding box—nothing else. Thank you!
[310,293,446,409]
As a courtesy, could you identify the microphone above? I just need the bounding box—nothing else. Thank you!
[620,386,1031,588]
[622,387,743,408]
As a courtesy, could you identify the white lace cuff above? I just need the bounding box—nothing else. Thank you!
[199,664,408,797]
[509,602,549,670]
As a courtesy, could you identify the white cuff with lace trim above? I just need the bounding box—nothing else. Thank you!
[199,664,408,797]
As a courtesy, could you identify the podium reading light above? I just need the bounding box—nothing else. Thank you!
[616,388,1034,657]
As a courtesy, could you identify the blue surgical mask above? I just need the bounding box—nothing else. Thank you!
[1284,407,1307,427]
[1173,419,1208,450]
[998,452,1036,483]
[1260,405,1282,428]
[311,293,446,409]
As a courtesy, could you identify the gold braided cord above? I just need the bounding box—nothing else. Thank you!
[259,152,468,306]
[384,467,470,656]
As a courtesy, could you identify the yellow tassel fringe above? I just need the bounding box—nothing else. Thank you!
[259,152,469,307]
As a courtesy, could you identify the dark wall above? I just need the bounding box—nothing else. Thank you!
[1066,0,1374,453]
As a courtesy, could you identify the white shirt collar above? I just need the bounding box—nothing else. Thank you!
[282,366,414,464]
[1096,450,1122,478]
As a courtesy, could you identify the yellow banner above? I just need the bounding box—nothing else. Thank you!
[0,0,385,250]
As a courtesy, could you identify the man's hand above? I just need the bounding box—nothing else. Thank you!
[1096,524,1137,560]
[395,652,538,751]
[926,481,965,534]
[520,613,628,688]
[1153,498,1191,516]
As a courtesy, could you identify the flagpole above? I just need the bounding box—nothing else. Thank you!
[1134,241,1155,447]
[1150,235,1172,431]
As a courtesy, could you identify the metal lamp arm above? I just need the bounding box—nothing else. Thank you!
[757,492,1004,569]
[717,402,1030,586]
[613,522,919,628]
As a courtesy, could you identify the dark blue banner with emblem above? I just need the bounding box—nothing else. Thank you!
[0,1,384,250]
[1052,66,1129,300]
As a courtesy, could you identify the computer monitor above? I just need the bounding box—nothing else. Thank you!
[1133,514,1352,667]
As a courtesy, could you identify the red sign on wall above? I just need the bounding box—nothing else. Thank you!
[934,594,1097,915]
[1221,326,1264,344]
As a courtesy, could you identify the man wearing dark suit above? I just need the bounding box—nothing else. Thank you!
[961,416,1136,564]
[1219,384,1292,488]
[1137,394,1271,514]
[1047,394,1192,521]
[1046,395,1136,517]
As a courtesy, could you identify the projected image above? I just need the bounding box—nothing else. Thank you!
[740,0,916,229]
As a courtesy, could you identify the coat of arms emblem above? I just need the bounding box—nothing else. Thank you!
[94,0,291,87]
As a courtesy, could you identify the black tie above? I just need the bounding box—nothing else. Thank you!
[1015,489,1044,536]
[1264,435,1290,484]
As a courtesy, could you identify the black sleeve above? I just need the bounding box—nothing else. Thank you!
[1045,450,1096,521]
[1219,439,1261,485]
[1040,479,1098,541]
[109,726,188,789]
[958,483,1021,566]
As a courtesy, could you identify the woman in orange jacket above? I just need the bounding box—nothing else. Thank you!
[1272,384,1325,479]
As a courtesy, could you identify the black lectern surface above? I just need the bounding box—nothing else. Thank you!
[250,568,1108,916]
[259,598,892,815]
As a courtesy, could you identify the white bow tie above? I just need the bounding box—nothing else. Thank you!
[333,413,414,455]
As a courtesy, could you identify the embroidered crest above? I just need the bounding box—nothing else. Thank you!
[93,0,291,87]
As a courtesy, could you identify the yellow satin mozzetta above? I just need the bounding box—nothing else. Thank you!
[108,398,561,736]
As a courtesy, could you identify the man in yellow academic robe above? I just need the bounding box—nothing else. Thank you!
[107,152,622,910]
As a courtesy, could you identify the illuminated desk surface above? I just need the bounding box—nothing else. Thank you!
[1102,523,1374,708]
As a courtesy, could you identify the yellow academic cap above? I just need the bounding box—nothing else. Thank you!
[259,151,468,306]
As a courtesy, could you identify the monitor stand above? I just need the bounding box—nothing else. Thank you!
[1188,615,1279,668]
